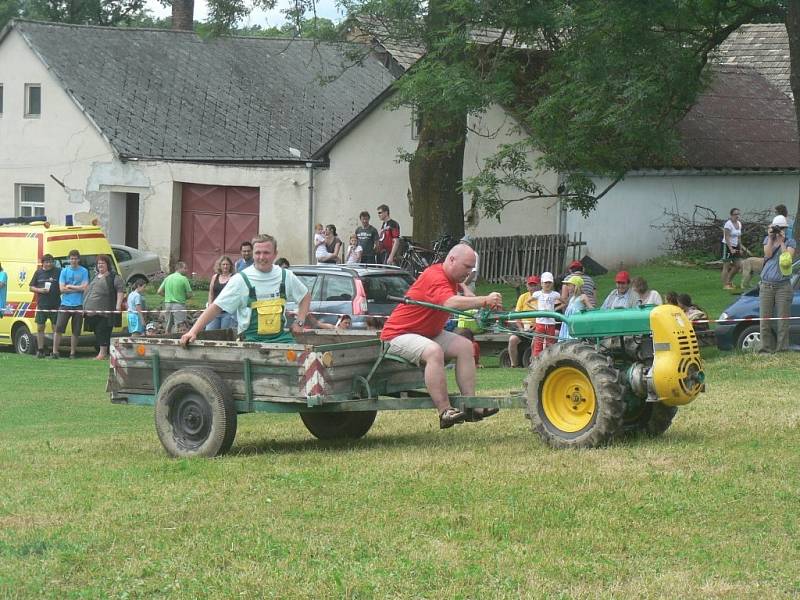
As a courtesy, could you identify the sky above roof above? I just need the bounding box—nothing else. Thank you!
[144,0,343,29]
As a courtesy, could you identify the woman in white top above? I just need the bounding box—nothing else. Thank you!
[721,208,747,290]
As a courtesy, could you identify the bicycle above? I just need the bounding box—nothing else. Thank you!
[397,234,461,278]
[397,237,434,278]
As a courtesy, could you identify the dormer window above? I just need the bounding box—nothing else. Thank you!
[25,84,41,118]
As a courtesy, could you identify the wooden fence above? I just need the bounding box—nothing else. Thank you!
[474,232,586,284]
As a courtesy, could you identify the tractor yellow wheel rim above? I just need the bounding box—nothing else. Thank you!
[541,366,596,433]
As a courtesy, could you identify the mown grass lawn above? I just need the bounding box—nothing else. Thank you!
[1,348,798,598]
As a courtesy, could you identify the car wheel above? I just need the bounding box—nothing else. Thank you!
[12,325,38,355]
[736,325,761,353]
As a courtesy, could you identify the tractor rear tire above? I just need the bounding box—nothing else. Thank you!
[624,402,679,437]
[154,368,237,458]
[525,341,624,449]
[300,411,377,440]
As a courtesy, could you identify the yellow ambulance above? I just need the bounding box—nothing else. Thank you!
[0,217,125,354]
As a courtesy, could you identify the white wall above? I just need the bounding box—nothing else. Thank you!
[568,172,800,268]
[316,102,558,241]
[463,107,559,236]
[0,30,115,225]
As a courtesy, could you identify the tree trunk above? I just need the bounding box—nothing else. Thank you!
[172,0,194,31]
[409,112,467,246]
[407,0,468,247]
[787,4,800,242]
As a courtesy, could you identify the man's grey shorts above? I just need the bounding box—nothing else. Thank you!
[164,302,187,331]
[385,330,462,365]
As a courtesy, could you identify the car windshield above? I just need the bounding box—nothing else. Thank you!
[362,273,413,302]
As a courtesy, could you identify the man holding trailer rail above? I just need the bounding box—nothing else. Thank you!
[380,244,503,429]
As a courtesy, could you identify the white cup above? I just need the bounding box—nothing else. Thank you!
[44,281,51,291]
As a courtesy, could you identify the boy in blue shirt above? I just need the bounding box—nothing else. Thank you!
[54,249,89,358]
[127,279,147,334]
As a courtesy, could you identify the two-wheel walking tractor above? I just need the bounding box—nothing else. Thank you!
[108,303,705,457]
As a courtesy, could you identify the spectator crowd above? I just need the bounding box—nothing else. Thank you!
[15,201,795,364]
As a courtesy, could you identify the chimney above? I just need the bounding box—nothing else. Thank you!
[172,0,195,31]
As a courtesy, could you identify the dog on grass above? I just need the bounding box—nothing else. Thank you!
[739,256,764,289]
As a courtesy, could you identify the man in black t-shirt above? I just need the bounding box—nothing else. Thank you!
[29,253,62,358]
[355,210,379,264]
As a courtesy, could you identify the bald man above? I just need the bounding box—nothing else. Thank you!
[381,244,503,429]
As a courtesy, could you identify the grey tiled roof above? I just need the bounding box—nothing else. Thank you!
[675,65,798,169]
[346,16,531,75]
[715,23,791,98]
[10,20,395,161]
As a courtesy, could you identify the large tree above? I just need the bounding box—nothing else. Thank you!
[343,0,786,244]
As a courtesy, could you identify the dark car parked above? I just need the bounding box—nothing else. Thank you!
[715,258,800,352]
[286,264,414,328]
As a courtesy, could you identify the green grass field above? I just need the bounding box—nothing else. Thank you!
[1,347,799,598]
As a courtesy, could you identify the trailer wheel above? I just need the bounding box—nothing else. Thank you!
[525,341,624,449]
[499,345,529,368]
[13,325,37,355]
[624,402,678,437]
[521,347,532,368]
[154,368,237,458]
[299,411,377,440]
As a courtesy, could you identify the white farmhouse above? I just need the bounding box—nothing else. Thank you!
[0,20,555,274]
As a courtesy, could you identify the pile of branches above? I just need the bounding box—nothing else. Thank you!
[655,205,774,258]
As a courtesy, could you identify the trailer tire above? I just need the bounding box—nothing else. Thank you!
[525,341,624,449]
[624,402,678,437]
[521,347,532,368]
[299,411,377,440]
[154,368,237,458]
[499,346,529,368]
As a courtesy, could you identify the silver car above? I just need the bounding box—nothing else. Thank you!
[287,264,414,329]
[111,244,164,287]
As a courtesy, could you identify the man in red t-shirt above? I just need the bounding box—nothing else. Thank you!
[376,204,401,265]
[381,244,503,429]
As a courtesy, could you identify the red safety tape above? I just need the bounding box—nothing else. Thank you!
[3,306,798,325]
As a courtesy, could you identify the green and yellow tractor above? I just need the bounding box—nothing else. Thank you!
[446,302,706,448]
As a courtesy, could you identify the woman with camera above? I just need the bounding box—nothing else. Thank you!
[759,215,796,353]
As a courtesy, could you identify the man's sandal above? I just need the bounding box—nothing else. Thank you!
[439,407,466,429]
[465,408,500,422]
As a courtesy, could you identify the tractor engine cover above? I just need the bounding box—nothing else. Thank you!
[648,305,705,406]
